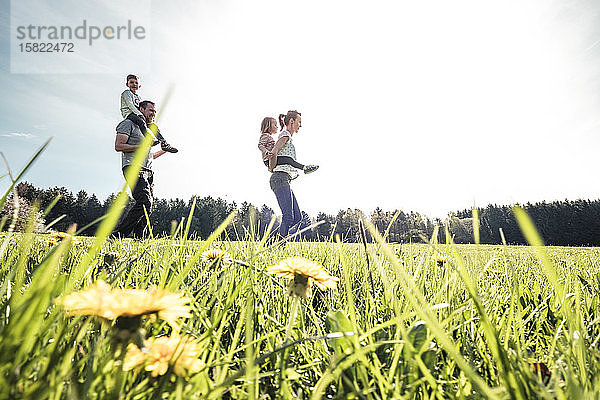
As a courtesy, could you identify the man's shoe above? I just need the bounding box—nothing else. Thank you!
[303,164,319,174]
[161,143,179,153]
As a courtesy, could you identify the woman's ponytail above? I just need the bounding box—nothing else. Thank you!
[278,114,286,131]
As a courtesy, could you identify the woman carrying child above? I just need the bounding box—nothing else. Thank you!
[262,110,316,238]
[258,116,318,174]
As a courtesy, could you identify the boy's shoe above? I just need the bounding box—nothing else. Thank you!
[303,164,319,174]
[161,142,179,153]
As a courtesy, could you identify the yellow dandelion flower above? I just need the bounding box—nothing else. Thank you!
[47,231,73,244]
[123,335,204,378]
[434,255,447,266]
[267,257,338,299]
[122,342,146,371]
[200,248,232,264]
[53,231,72,239]
[56,280,192,329]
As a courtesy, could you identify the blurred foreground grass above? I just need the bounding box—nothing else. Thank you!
[1,228,600,399]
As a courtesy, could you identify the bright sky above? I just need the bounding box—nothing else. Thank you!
[1,0,600,219]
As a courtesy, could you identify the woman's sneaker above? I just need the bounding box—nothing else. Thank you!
[303,165,319,174]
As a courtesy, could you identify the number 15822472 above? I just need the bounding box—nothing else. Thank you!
[19,42,74,52]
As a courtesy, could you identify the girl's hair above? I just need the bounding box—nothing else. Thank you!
[278,110,301,131]
[260,117,277,133]
[126,74,138,82]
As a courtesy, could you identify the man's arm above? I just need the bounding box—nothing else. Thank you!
[153,150,166,159]
[115,133,138,152]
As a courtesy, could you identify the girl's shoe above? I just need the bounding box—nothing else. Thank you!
[303,165,319,174]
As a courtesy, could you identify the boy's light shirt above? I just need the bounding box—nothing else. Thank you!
[120,89,143,118]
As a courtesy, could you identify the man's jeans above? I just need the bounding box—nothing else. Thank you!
[114,168,154,238]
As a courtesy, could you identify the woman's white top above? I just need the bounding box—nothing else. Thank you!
[273,130,299,179]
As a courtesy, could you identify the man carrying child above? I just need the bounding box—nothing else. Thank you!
[113,100,168,238]
[121,74,178,153]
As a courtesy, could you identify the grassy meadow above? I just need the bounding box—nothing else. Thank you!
[1,223,600,399]
[2,143,600,399]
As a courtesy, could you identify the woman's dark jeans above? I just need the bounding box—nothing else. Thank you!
[270,172,302,238]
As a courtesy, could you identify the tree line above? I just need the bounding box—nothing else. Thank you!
[450,200,600,246]
[3,182,600,246]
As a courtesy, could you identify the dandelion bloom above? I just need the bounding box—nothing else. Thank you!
[200,248,233,264]
[267,257,338,299]
[47,231,73,244]
[56,280,192,329]
[53,231,72,239]
[123,335,204,378]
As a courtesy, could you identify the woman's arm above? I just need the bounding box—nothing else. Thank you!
[270,136,289,157]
